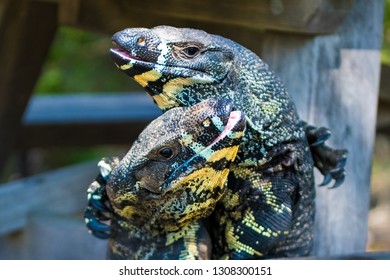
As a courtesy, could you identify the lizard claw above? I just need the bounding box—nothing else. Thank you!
[328,168,346,189]
[319,173,332,187]
[83,157,120,239]
[311,145,347,188]
[302,122,348,189]
[89,190,113,212]
[84,205,111,239]
[84,181,113,239]
[306,125,332,147]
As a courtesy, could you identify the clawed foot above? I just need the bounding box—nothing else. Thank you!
[84,175,112,239]
[303,122,348,189]
[84,157,119,239]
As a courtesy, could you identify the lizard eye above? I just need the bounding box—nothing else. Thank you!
[158,147,174,159]
[181,46,200,58]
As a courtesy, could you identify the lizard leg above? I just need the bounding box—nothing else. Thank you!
[84,174,112,239]
[84,157,119,239]
[301,121,348,189]
[214,172,295,259]
[311,145,347,189]
[213,142,315,260]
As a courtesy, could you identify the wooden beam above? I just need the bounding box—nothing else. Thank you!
[261,0,383,256]
[23,93,159,125]
[0,160,98,236]
[17,93,161,148]
[58,0,354,35]
[0,0,58,173]
[298,251,390,260]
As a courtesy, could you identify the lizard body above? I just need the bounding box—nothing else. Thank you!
[109,26,347,259]
[85,98,246,259]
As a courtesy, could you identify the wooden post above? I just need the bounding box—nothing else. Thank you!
[0,0,58,174]
[0,161,98,235]
[261,0,384,256]
[58,0,354,35]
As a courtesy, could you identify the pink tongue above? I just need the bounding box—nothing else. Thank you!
[210,111,242,146]
[111,48,133,59]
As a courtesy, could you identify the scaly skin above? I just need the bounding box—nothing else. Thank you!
[85,98,246,259]
[109,26,347,259]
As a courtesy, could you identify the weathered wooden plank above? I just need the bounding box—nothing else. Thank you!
[0,161,98,235]
[17,93,161,148]
[0,212,108,260]
[0,1,5,19]
[296,251,390,260]
[58,0,354,35]
[261,0,383,256]
[23,93,160,124]
[58,0,80,25]
[18,123,146,148]
[0,0,58,174]
[23,213,107,259]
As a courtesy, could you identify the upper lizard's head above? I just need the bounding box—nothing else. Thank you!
[110,25,236,110]
[106,98,246,233]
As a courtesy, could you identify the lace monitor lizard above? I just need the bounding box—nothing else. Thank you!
[107,26,348,259]
[84,98,246,259]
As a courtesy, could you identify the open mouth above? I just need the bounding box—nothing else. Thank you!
[110,41,140,61]
[109,41,221,80]
[110,48,133,60]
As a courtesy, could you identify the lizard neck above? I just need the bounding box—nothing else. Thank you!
[222,46,304,163]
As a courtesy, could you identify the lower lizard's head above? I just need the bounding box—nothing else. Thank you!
[110,25,236,110]
[106,98,246,233]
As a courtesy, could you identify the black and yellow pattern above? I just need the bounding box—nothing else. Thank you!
[109,26,347,259]
[85,98,246,259]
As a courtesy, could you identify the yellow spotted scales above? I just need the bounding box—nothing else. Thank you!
[108,26,347,259]
[84,98,246,259]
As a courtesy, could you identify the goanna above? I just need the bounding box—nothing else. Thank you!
[85,98,246,259]
[108,26,348,259]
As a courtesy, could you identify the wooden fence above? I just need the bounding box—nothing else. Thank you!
[0,0,387,259]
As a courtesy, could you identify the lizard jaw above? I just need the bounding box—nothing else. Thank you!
[110,44,217,78]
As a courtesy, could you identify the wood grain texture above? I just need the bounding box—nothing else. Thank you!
[0,0,58,173]
[18,93,161,148]
[58,0,354,35]
[0,161,98,236]
[261,0,384,256]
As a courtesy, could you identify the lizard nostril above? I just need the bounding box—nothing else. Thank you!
[137,37,146,46]
[202,118,211,128]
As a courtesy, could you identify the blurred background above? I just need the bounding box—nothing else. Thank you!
[0,0,388,258]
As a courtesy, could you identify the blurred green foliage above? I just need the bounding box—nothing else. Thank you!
[382,0,390,64]
[28,27,141,174]
[35,27,142,94]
